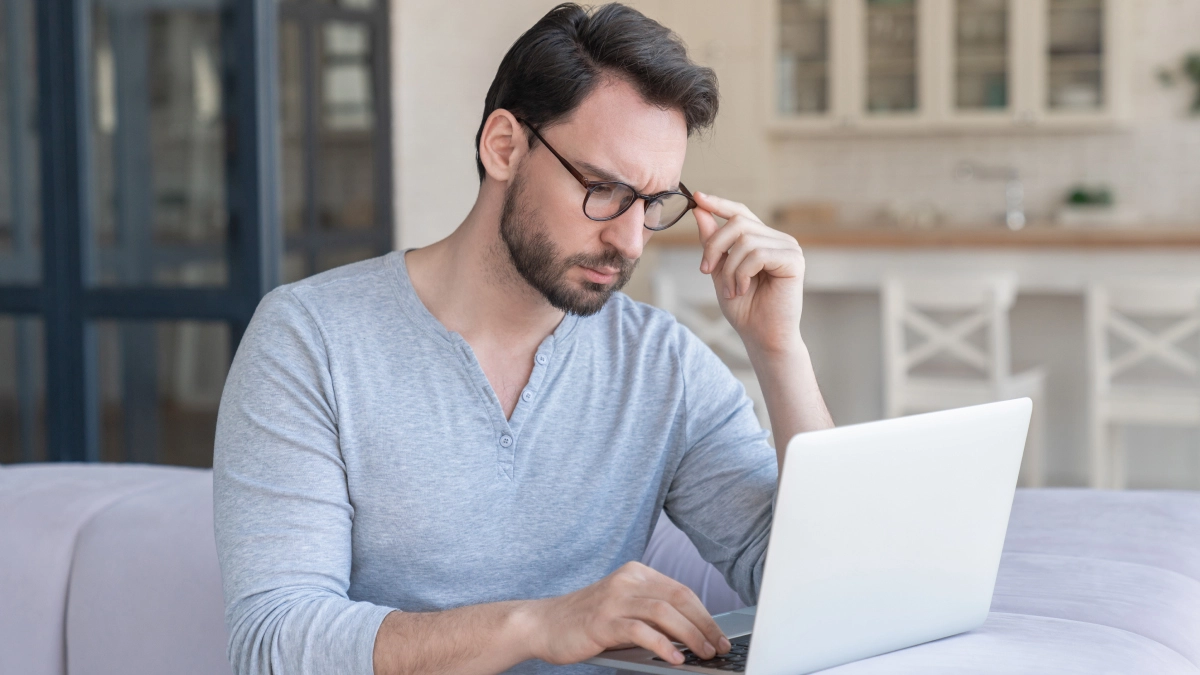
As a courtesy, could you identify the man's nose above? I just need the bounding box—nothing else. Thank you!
[600,200,645,261]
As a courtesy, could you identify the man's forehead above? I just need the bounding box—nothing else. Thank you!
[551,77,688,188]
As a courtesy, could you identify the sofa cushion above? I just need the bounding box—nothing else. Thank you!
[0,464,208,675]
[65,468,231,675]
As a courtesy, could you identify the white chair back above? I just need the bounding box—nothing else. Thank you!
[882,274,1019,416]
[1087,280,1200,394]
[1085,279,1200,488]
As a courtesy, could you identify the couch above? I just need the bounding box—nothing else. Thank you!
[2,462,1199,674]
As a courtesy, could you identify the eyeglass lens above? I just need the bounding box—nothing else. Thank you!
[584,184,692,230]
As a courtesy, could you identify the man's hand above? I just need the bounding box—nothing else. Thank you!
[691,191,834,457]
[524,561,730,666]
[694,191,805,356]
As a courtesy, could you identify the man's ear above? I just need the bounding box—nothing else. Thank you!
[478,110,527,183]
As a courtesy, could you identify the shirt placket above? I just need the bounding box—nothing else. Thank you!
[451,333,557,482]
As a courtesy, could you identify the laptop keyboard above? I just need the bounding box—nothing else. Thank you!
[652,634,751,671]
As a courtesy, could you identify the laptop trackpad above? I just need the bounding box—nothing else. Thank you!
[713,606,756,638]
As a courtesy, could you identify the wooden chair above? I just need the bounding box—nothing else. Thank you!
[882,274,1046,486]
[654,255,772,435]
[1086,280,1200,489]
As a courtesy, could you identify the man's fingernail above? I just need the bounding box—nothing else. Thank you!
[720,637,731,651]
[672,650,685,664]
[696,191,705,198]
[704,641,715,657]
[700,261,709,273]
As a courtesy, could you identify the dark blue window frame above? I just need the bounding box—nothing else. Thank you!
[0,0,281,462]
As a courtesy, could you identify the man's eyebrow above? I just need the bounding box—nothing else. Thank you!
[577,160,680,193]
[577,160,625,184]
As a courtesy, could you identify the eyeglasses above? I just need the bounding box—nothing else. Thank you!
[516,118,697,231]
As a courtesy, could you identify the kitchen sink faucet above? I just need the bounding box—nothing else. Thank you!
[954,161,1026,231]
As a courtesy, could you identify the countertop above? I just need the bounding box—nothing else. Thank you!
[649,222,1200,249]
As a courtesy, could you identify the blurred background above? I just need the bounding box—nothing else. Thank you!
[1,0,1198,489]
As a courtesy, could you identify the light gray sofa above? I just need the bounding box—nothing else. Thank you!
[3,462,1199,674]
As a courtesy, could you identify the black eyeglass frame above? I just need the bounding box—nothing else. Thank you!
[515,117,697,231]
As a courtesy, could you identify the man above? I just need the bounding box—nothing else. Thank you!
[213,4,832,674]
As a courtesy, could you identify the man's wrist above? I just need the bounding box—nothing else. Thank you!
[744,332,809,365]
[506,599,545,663]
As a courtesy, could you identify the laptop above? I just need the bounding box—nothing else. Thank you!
[588,398,1030,675]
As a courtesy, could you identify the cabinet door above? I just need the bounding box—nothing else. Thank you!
[948,0,1016,124]
[850,0,942,130]
[769,0,841,131]
[776,0,833,116]
[1021,0,1131,128]
[863,0,921,115]
[1046,0,1106,112]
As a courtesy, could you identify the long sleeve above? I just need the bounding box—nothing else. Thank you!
[663,326,779,607]
[213,288,395,675]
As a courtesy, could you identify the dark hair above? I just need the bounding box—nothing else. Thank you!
[474,2,719,182]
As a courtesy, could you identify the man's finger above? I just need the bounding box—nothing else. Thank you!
[720,234,778,297]
[695,207,720,248]
[694,191,759,224]
[649,577,729,656]
[630,598,715,659]
[621,619,686,665]
[700,215,751,276]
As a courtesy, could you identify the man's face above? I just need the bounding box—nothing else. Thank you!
[500,77,689,316]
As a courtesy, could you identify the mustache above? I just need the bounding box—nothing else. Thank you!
[563,249,636,273]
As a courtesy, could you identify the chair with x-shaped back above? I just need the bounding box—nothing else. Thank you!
[882,273,1046,486]
[1086,280,1200,489]
[654,252,772,436]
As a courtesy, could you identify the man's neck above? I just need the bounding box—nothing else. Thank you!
[405,198,566,350]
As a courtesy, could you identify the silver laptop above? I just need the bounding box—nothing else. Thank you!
[589,398,1030,675]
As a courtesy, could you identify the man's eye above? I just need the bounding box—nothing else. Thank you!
[591,185,616,200]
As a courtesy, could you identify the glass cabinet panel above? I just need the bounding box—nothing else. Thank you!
[0,316,45,463]
[1046,0,1104,111]
[279,20,306,242]
[955,0,1008,111]
[777,0,830,115]
[94,319,230,466]
[280,0,391,284]
[0,0,41,284]
[88,4,230,288]
[317,20,376,232]
[865,0,918,114]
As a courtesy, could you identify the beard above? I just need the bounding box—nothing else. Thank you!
[499,170,637,317]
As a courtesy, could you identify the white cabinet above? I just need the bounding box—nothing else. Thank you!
[766,0,1131,134]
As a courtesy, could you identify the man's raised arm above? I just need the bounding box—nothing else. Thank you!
[693,191,835,465]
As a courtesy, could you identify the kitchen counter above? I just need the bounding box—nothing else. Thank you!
[648,222,1200,294]
[649,222,1200,249]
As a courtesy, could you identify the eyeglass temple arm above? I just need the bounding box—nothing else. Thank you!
[514,117,590,188]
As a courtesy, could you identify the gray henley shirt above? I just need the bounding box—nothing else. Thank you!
[213,251,777,675]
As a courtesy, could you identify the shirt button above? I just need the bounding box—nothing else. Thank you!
[521,390,533,402]
[535,354,548,366]
[499,434,513,448]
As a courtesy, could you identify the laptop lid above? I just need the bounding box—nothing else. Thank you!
[748,398,1030,675]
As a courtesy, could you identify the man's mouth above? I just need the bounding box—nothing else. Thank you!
[579,265,620,285]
